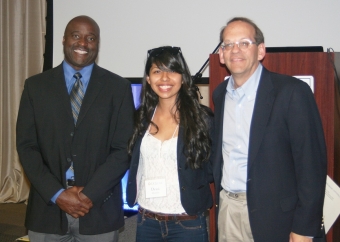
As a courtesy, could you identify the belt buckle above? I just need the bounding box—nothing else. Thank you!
[226,190,238,198]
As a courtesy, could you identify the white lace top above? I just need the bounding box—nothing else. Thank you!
[136,113,185,213]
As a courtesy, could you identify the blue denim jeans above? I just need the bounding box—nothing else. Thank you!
[136,211,208,242]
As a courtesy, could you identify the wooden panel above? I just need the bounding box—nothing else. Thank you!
[209,54,228,242]
[208,183,216,242]
[209,52,337,242]
[209,54,229,110]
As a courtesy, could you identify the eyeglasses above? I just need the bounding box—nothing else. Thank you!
[220,39,257,51]
[147,46,182,57]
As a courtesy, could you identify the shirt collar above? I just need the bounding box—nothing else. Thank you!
[226,64,263,101]
[63,61,94,85]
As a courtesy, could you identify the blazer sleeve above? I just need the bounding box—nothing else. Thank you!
[288,81,327,236]
[16,79,65,203]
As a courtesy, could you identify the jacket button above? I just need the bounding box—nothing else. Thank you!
[181,186,185,191]
[70,132,74,136]
[67,158,72,162]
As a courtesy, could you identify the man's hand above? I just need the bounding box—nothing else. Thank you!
[79,190,92,205]
[56,186,93,218]
[289,232,312,242]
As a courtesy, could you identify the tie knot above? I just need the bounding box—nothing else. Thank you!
[73,72,82,80]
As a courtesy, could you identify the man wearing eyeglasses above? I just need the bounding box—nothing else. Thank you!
[211,17,327,242]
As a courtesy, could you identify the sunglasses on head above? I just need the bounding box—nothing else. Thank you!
[147,46,182,57]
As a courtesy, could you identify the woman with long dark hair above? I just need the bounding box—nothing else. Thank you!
[126,46,213,242]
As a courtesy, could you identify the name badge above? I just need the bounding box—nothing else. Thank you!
[145,178,166,198]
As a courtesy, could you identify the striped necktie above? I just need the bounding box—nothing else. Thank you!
[70,72,84,125]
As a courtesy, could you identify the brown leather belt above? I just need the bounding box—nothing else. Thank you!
[138,207,198,221]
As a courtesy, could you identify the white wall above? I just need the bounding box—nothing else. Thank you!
[54,0,339,78]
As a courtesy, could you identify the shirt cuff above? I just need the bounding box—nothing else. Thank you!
[51,189,65,203]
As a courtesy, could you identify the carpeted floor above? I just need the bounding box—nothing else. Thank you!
[0,203,27,242]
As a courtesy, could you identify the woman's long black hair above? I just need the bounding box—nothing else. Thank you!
[128,46,211,169]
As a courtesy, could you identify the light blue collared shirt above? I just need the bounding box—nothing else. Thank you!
[50,61,94,203]
[221,64,263,193]
[63,61,93,94]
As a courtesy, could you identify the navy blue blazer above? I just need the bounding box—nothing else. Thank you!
[127,112,213,215]
[211,67,327,242]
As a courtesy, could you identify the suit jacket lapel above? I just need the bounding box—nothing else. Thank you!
[213,79,229,181]
[177,126,185,166]
[76,64,104,126]
[248,68,275,172]
[215,80,228,153]
[52,64,74,121]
